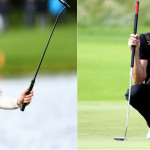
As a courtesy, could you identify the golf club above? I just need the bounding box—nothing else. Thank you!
[20,0,70,111]
[114,1,139,141]
[59,0,70,8]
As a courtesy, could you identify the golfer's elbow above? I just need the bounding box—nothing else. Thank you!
[134,73,147,85]
[134,80,143,85]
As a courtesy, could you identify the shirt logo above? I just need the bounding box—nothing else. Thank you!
[145,35,150,46]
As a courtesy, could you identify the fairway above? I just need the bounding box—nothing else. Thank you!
[78,101,150,149]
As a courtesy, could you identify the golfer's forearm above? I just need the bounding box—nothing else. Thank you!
[133,53,146,84]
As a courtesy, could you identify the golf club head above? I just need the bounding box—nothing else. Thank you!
[114,137,127,141]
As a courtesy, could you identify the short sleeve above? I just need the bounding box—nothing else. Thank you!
[139,34,149,60]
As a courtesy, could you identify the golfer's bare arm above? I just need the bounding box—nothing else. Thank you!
[133,56,147,84]
[128,34,148,84]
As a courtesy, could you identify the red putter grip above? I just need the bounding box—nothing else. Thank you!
[135,1,139,14]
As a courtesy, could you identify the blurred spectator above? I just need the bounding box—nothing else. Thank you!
[24,0,36,27]
[37,0,47,27]
[0,0,9,32]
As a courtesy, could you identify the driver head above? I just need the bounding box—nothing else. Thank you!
[114,137,127,141]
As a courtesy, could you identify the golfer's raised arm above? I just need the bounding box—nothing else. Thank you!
[128,34,148,84]
[0,89,33,110]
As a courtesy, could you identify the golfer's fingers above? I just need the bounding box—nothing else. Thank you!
[24,97,31,103]
[21,88,29,96]
[128,40,138,46]
[128,36,139,44]
[26,93,33,98]
[22,90,34,98]
[26,90,34,96]
[130,34,139,38]
[24,101,30,105]
[23,101,30,106]
[129,37,138,41]
[128,40,138,47]
[30,90,34,96]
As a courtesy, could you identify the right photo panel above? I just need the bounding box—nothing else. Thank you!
[78,0,150,149]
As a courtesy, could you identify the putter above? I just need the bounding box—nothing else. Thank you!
[114,1,139,141]
[20,0,70,111]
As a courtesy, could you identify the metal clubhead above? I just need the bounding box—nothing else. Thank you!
[114,137,127,141]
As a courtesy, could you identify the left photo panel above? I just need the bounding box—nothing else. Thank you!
[0,0,77,149]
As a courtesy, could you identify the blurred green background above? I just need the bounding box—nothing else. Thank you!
[78,0,150,27]
[0,0,77,77]
[78,0,150,149]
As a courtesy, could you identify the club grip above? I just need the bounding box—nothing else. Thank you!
[131,46,135,67]
[135,1,139,15]
[20,79,35,111]
[131,1,139,68]
[133,2,139,34]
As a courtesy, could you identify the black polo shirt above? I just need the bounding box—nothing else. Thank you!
[139,33,150,82]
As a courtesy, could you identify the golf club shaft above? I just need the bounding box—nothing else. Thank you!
[124,67,133,138]
[124,1,139,139]
[20,6,66,111]
[34,6,66,81]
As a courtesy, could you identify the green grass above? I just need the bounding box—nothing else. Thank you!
[0,23,76,76]
[78,101,150,149]
[78,26,149,101]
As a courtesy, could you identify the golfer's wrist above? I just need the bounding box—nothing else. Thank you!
[17,100,21,107]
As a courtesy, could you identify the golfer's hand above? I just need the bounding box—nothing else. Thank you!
[128,34,140,52]
[17,89,34,107]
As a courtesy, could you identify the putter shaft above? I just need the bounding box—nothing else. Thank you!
[124,67,133,139]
